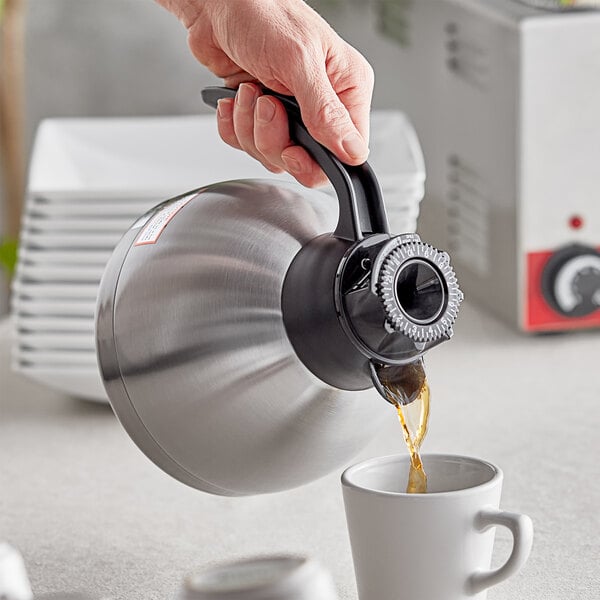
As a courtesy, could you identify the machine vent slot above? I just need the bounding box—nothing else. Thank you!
[445,154,490,276]
[445,22,489,91]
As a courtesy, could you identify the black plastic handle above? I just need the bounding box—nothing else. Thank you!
[201,86,389,242]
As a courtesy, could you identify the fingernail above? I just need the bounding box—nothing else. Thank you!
[256,97,276,123]
[236,83,256,109]
[342,132,367,160]
[282,154,302,174]
[217,99,232,119]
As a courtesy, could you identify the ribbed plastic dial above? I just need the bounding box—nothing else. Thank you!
[377,240,463,343]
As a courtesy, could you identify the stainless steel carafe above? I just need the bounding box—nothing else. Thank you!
[96,87,463,496]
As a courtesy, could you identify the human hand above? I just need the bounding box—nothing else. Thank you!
[157,0,374,187]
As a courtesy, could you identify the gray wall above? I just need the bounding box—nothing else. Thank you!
[23,0,406,151]
[24,0,219,150]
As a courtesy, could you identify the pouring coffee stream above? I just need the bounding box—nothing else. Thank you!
[95,86,463,496]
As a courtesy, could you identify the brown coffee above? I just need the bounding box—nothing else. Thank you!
[375,361,430,493]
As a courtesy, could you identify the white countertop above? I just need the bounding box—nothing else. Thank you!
[1,303,599,599]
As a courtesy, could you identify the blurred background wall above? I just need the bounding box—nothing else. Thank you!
[23,0,406,147]
[24,0,215,146]
[0,0,408,313]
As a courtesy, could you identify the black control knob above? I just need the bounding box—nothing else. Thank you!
[541,244,600,318]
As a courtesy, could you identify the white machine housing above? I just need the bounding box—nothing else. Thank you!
[390,0,600,331]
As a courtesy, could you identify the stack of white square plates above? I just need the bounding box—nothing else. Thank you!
[13,198,159,400]
[12,111,425,402]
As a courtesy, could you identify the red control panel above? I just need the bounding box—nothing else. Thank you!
[526,248,600,332]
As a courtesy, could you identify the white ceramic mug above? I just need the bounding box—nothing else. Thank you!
[342,454,533,600]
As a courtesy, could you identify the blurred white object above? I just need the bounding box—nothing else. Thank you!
[370,111,425,235]
[0,543,107,599]
[0,543,33,600]
[178,556,338,600]
[12,112,425,401]
[36,596,106,599]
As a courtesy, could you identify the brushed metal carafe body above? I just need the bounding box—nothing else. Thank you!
[96,87,462,496]
[97,181,387,495]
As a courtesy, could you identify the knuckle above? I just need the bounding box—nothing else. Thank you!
[233,127,256,154]
[302,169,328,189]
[362,61,375,87]
[254,134,271,156]
[239,140,258,158]
[217,127,240,150]
[223,138,242,151]
[350,48,375,84]
[292,38,320,64]
[312,100,349,130]
[265,163,284,174]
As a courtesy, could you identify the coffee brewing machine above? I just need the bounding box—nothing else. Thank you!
[384,0,600,332]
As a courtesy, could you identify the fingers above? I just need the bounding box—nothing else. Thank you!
[252,95,287,170]
[295,81,370,165]
[292,49,374,166]
[216,82,328,186]
[255,96,327,188]
[280,145,328,188]
[216,98,241,150]
[232,83,283,173]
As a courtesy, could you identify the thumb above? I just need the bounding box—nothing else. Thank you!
[292,69,370,166]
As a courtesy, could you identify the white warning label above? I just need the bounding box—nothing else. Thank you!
[134,194,196,246]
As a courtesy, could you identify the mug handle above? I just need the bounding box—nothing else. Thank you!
[467,507,534,595]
